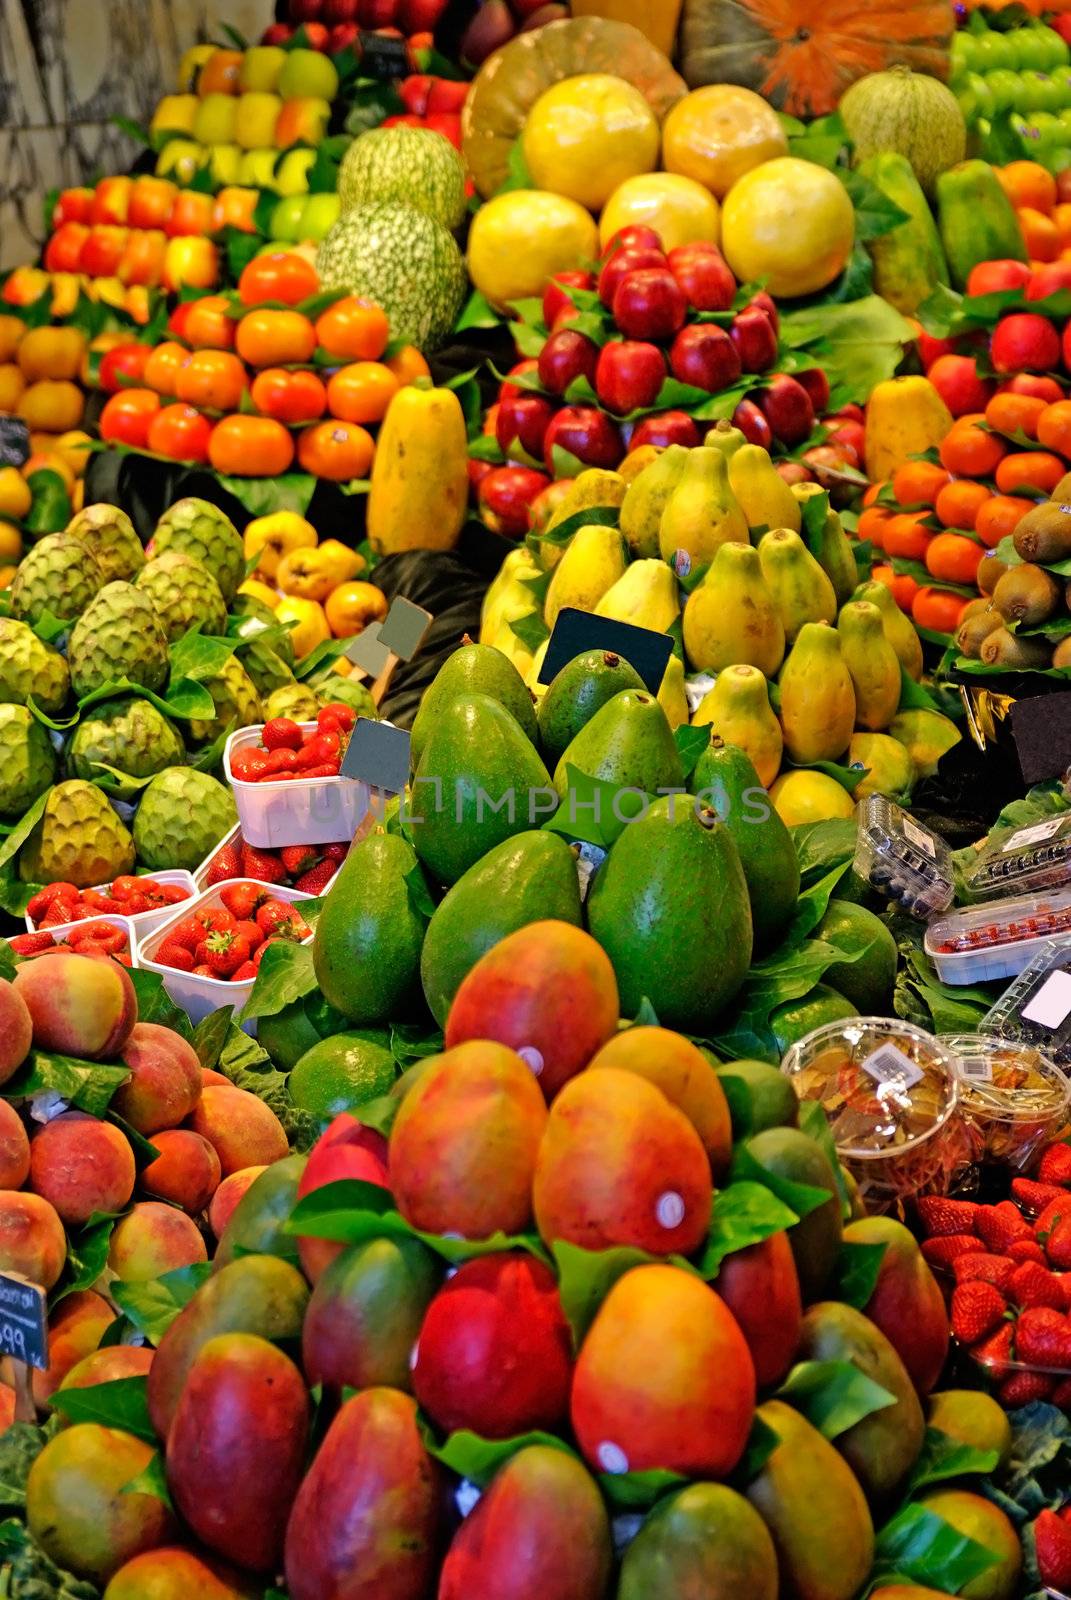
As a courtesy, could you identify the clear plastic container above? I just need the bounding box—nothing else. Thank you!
[224,723,370,849]
[852,795,954,918]
[939,1033,1071,1174]
[24,870,196,939]
[924,887,1071,986]
[193,822,342,895]
[781,1017,967,1213]
[980,935,1071,1068]
[961,812,1071,902]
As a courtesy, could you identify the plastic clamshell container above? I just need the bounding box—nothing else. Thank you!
[852,795,954,918]
[138,880,313,1027]
[961,811,1071,902]
[24,869,196,938]
[924,887,1071,986]
[938,1033,1071,1177]
[193,822,343,896]
[224,723,369,849]
[781,1016,966,1214]
[12,912,137,964]
[980,934,1071,1068]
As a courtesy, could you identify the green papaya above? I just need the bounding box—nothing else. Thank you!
[859,152,949,314]
[936,160,1027,289]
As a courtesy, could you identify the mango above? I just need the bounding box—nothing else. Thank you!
[166,1333,307,1573]
[213,1151,307,1270]
[746,1400,874,1600]
[917,1490,1021,1600]
[586,1025,732,1178]
[927,1390,1011,1468]
[303,1235,440,1394]
[743,1128,843,1302]
[571,1264,755,1478]
[713,1230,802,1387]
[844,1216,949,1395]
[715,1058,800,1139]
[294,1115,388,1283]
[439,1445,612,1600]
[104,1547,258,1599]
[284,1388,441,1600]
[619,1482,778,1600]
[35,1289,115,1405]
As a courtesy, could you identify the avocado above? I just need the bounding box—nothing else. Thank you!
[409,640,537,767]
[536,649,645,766]
[313,832,427,1024]
[692,737,800,952]
[553,689,684,808]
[815,900,898,1013]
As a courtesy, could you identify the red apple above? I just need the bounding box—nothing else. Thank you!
[81,225,129,278]
[500,359,540,402]
[44,222,90,275]
[594,340,665,413]
[613,269,686,342]
[629,412,701,451]
[290,0,323,18]
[53,187,94,226]
[748,289,780,335]
[828,401,865,425]
[991,312,1060,374]
[460,0,515,65]
[967,258,1032,298]
[732,398,773,449]
[730,308,778,373]
[777,461,813,487]
[359,0,397,23]
[927,353,995,418]
[262,22,295,43]
[1001,372,1064,403]
[917,330,956,369]
[1027,260,1071,300]
[537,329,598,396]
[543,407,624,472]
[496,392,555,460]
[759,374,815,447]
[328,21,359,47]
[666,243,736,312]
[597,246,666,309]
[324,0,359,18]
[802,444,860,500]
[91,177,132,226]
[399,0,449,28]
[793,367,830,414]
[478,465,551,538]
[826,418,866,460]
[602,224,663,258]
[669,324,741,393]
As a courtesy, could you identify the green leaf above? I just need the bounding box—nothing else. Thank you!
[53,1213,118,1305]
[423,1425,576,1486]
[215,1021,316,1153]
[873,1503,1001,1593]
[107,1109,160,1169]
[537,504,621,549]
[600,1467,688,1510]
[0,1514,99,1597]
[698,1182,799,1277]
[896,665,942,714]
[835,1241,887,1310]
[111,113,150,146]
[285,1179,550,1267]
[730,1142,836,1221]
[552,1240,699,1350]
[389,1022,444,1066]
[111,1263,212,1345]
[737,1413,781,1482]
[543,767,654,851]
[778,1358,897,1440]
[0,1423,49,1510]
[0,789,49,877]
[121,1447,173,1510]
[51,1377,154,1443]
[350,1092,397,1139]
[495,137,533,195]
[630,997,661,1027]
[191,1007,232,1071]
[508,611,551,654]
[786,110,847,168]
[404,863,437,920]
[799,488,831,560]
[674,723,711,780]
[167,628,235,686]
[4,1051,130,1117]
[798,1100,852,1221]
[839,169,910,241]
[906,1427,1000,1496]
[238,940,317,1024]
[215,472,318,517]
[455,289,501,333]
[128,968,192,1036]
[779,295,915,407]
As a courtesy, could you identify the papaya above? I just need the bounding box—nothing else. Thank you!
[936,160,1028,290]
[213,1152,306,1270]
[367,383,468,554]
[742,1127,843,1301]
[618,1482,778,1600]
[864,376,954,484]
[859,152,949,314]
[619,443,688,557]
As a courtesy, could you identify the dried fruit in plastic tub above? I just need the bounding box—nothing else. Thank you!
[941,1034,1071,1175]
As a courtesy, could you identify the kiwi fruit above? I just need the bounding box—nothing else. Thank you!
[977,554,1009,595]
[979,627,1054,669]
[1013,503,1071,564]
[992,562,1062,625]
[1054,636,1071,670]
[1050,472,1071,503]
[955,607,1004,658]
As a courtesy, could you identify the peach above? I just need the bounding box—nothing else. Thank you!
[107,1202,208,1283]
[189,1086,288,1176]
[35,1290,115,1404]
[13,950,136,1060]
[0,1098,30,1189]
[208,1166,266,1239]
[0,978,32,1084]
[30,1111,136,1225]
[0,1190,67,1288]
[111,1024,202,1135]
[140,1129,221,1214]
[202,1067,230,1087]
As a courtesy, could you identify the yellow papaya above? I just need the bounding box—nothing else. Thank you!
[367,383,468,555]
[864,376,953,484]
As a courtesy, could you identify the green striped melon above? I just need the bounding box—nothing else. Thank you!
[840,66,966,200]
[315,202,467,351]
[338,125,467,230]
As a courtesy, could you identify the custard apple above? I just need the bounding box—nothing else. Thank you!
[312,674,377,720]
[19,780,135,887]
[67,582,170,699]
[150,498,244,605]
[135,551,227,644]
[66,697,185,801]
[231,594,295,667]
[0,619,69,714]
[65,504,145,584]
[241,639,295,700]
[10,534,104,626]
[133,767,237,872]
[187,654,263,745]
[0,705,56,819]
[263,683,321,722]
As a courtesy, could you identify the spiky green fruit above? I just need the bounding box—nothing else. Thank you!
[187,654,262,744]
[0,619,69,714]
[10,534,104,626]
[67,582,169,699]
[240,640,295,699]
[66,697,186,800]
[0,705,56,819]
[133,767,237,872]
[19,780,135,887]
[231,594,295,666]
[135,551,227,644]
[314,675,377,720]
[149,497,244,605]
[65,504,145,584]
[263,683,321,722]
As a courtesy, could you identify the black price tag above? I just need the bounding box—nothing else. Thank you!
[0,1272,48,1370]
[340,717,411,795]
[1011,693,1071,784]
[379,597,433,661]
[539,608,674,695]
[345,621,392,679]
[0,417,31,469]
[358,30,410,79]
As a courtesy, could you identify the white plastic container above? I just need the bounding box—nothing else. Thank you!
[224,723,370,849]
[193,822,343,896]
[137,880,314,1027]
[924,887,1071,986]
[13,912,137,965]
[24,870,196,939]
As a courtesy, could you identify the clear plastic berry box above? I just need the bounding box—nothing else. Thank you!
[924,887,1071,986]
[193,822,343,897]
[852,795,954,918]
[224,723,370,849]
[24,870,196,939]
[781,1017,967,1214]
[138,881,314,1027]
[980,935,1071,1069]
[938,1033,1071,1177]
[961,812,1071,903]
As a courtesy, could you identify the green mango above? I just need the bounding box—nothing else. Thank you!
[815,900,898,1013]
[536,649,644,766]
[714,1059,800,1139]
[409,641,537,767]
[257,992,357,1073]
[553,688,684,812]
[214,1153,307,1271]
[313,832,427,1024]
[692,737,800,952]
[618,1482,778,1600]
[742,1127,843,1302]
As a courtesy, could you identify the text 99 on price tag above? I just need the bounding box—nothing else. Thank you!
[0,1271,48,1370]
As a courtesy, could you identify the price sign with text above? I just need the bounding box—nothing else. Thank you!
[0,1272,47,1370]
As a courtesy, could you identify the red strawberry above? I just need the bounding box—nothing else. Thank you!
[230,748,271,783]
[301,763,340,778]
[71,921,127,955]
[255,898,297,936]
[262,717,303,752]
[1047,1215,1071,1272]
[232,961,258,982]
[1036,1508,1071,1592]
[156,940,195,973]
[294,859,337,895]
[1052,1376,1071,1409]
[196,906,236,936]
[205,839,242,885]
[109,875,143,902]
[1036,1196,1070,1239]
[977,1201,1032,1253]
[193,964,213,977]
[318,702,355,732]
[165,915,204,953]
[219,882,265,920]
[26,881,78,921]
[1012,1177,1068,1216]
[299,732,341,770]
[1010,1260,1066,1311]
[1008,1238,1048,1265]
[82,888,120,913]
[917,1197,980,1237]
[265,747,302,777]
[252,936,281,969]
[233,919,262,950]
[145,881,190,906]
[1040,1142,1071,1186]
[241,843,286,885]
[40,901,76,929]
[322,843,349,862]
[971,1322,1014,1379]
[999,1370,1055,1406]
[203,930,251,979]
[951,1281,1007,1344]
[953,1253,1016,1291]
[8,931,56,955]
[1016,1306,1071,1369]
[921,1234,982,1270]
[280,844,320,877]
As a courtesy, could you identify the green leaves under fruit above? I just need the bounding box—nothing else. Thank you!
[905,1428,999,1496]
[111,1263,211,1345]
[4,1052,130,1118]
[872,1503,1000,1594]
[730,1143,834,1221]
[698,1183,798,1277]
[239,940,317,1024]
[50,1377,154,1444]
[779,294,914,409]
[777,1359,896,1441]
[420,1423,576,1486]
[835,1241,887,1310]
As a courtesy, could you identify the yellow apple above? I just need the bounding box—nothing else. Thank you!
[277,48,339,103]
[151,95,198,137]
[244,510,317,581]
[235,92,282,151]
[275,596,330,658]
[239,579,282,610]
[193,92,238,147]
[209,144,242,186]
[239,46,287,94]
[155,139,206,184]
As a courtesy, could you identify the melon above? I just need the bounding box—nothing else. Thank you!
[315,203,467,352]
[840,66,966,198]
[337,125,467,231]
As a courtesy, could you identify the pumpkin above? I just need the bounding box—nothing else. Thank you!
[461,17,687,199]
[840,66,966,198]
[679,0,956,119]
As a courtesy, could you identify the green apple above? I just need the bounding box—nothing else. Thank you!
[974,31,1013,73]
[209,143,242,185]
[965,72,995,123]
[238,147,280,188]
[1053,68,1071,110]
[274,148,316,197]
[239,45,287,93]
[300,192,341,242]
[155,138,206,183]
[1009,27,1051,74]
[192,91,238,147]
[235,91,282,150]
[1036,25,1070,73]
[1021,71,1063,115]
[985,69,1023,114]
[277,47,339,104]
[271,194,308,242]
[953,32,977,76]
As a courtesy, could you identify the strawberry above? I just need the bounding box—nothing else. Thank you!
[917,1197,979,1238]
[109,875,143,902]
[82,888,121,913]
[241,843,286,885]
[233,919,263,951]
[156,940,195,973]
[166,915,205,954]
[229,749,271,784]
[1052,1376,1071,1409]
[203,930,251,979]
[219,882,265,920]
[1008,1238,1048,1265]
[951,1281,1007,1344]
[8,931,56,955]
[301,763,340,779]
[261,717,303,752]
[205,839,242,885]
[300,731,340,769]
[1009,1260,1066,1311]
[971,1322,1015,1379]
[318,703,355,732]
[999,1370,1055,1406]
[1047,1215,1071,1272]
[1036,1196,1070,1239]
[40,901,77,929]
[1035,1508,1071,1592]
[265,747,301,777]
[26,881,78,921]
[70,921,126,955]
[322,843,349,862]
[976,1201,1032,1253]
[232,961,258,982]
[1011,1177,1068,1216]
[921,1234,980,1270]
[1040,1142,1071,1186]
[150,882,191,906]
[280,844,320,877]
[1015,1306,1071,1369]
[255,898,297,937]
[294,859,337,895]
[193,964,213,977]
[196,907,236,936]
[953,1253,1016,1291]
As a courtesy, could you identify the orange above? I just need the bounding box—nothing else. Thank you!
[975,494,1030,549]
[297,420,374,482]
[1037,399,1071,457]
[235,308,317,368]
[250,368,327,425]
[985,390,1046,440]
[883,511,932,560]
[939,416,1007,477]
[1018,207,1061,262]
[326,362,399,426]
[17,380,83,433]
[0,365,25,412]
[891,460,950,509]
[912,586,967,634]
[871,565,919,612]
[998,160,1057,213]
[315,297,390,363]
[183,295,237,351]
[925,532,983,585]
[1055,202,1071,247]
[143,341,190,397]
[861,481,886,508]
[662,85,788,200]
[934,479,991,530]
[857,505,891,548]
[208,415,295,477]
[174,349,247,413]
[995,450,1066,494]
[384,344,431,386]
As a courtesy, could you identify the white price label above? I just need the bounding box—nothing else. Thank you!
[1021,969,1071,1029]
[957,1054,993,1083]
[861,1043,924,1092]
[1003,818,1064,853]
[902,817,936,858]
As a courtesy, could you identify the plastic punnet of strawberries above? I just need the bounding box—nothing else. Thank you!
[205,834,348,896]
[229,704,357,785]
[153,891,312,983]
[9,920,132,964]
[26,875,190,929]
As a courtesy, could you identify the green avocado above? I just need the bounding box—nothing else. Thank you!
[313,831,427,1024]
[536,648,645,767]
[409,641,537,767]
[692,736,800,952]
